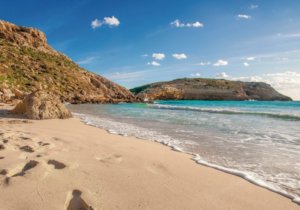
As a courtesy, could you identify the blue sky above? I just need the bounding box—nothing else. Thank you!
[1,0,300,99]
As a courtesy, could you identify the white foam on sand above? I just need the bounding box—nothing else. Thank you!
[73,112,300,205]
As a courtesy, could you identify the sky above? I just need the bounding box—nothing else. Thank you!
[1,0,300,99]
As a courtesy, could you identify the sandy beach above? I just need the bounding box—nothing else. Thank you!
[0,107,299,210]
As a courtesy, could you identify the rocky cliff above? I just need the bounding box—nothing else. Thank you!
[131,78,292,101]
[0,20,135,104]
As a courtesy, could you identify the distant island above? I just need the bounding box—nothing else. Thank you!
[130,78,292,101]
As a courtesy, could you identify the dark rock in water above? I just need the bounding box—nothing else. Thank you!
[131,78,292,101]
[0,20,135,104]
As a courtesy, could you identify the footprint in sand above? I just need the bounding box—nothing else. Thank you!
[145,162,171,176]
[19,145,35,153]
[66,190,94,210]
[1,160,38,186]
[38,141,50,146]
[12,160,39,177]
[95,154,123,164]
[20,136,31,141]
[47,160,66,169]
[0,169,7,175]
[52,137,61,141]
[0,144,5,150]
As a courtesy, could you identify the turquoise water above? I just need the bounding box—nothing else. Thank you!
[68,100,300,203]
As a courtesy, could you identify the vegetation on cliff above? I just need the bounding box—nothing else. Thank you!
[0,20,135,104]
[131,78,292,101]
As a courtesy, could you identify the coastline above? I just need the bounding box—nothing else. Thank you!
[0,110,299,209]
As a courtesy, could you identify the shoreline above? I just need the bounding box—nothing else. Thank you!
[74,109,300,205]
[0,111,299,209]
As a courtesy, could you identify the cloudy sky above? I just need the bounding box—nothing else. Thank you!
[1,0,300,99]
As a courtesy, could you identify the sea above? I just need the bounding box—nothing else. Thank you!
[67,100,300,204]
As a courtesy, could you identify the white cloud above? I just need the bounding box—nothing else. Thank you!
[91,16,120,29]
[245,57,256,61]
[172,53,187,60]
[190,72,201,77]
[213,59,229,67]
[211,71,300,100]
[232,71,300,100]
[171,20,184,27]
[275,57,289,62]
[195,62,211,66]
[106,71,146,82]
[237,14,252,20]
[186,22,203,28]
[215,72,229,79]
[171,19,204,28]
[152,53,165,60]
[276,33,300,39]
[147,61,161,66]
[103,16,120,26]
[91,19,102,29]
[249,4,259,9]
[141,54,148,57]
[243,62,250,67]
[77,56,96,65]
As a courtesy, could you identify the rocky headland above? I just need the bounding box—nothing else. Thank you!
[0,20,135,104]
[131,78,292,101]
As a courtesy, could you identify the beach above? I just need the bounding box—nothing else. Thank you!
[0,106,299,210]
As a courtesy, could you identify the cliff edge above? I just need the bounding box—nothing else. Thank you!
[0,20,135,104]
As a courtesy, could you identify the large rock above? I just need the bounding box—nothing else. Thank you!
[12,91,72,120]
[131,78,292,101]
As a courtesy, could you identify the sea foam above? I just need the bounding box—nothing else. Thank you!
[72,110,300,205]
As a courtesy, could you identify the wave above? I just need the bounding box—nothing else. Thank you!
[192,155,300,205]
[148,104,300,121]
[73,112,300,205]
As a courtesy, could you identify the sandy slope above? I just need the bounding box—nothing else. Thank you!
[0,110,299,209]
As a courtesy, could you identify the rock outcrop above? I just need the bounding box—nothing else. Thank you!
[0,83,24,103]
[0,20,135,104]
[131,78,292,101]
[12,91,72,120]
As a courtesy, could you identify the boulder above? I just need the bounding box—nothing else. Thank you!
[11,91,72,120]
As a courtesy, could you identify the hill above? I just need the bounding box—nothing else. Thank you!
[0,20,135,104]
[130,78,292,101]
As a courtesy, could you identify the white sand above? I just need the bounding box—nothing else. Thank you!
[0,112,299,210]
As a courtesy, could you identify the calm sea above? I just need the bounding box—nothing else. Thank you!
[68,100,300,204]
